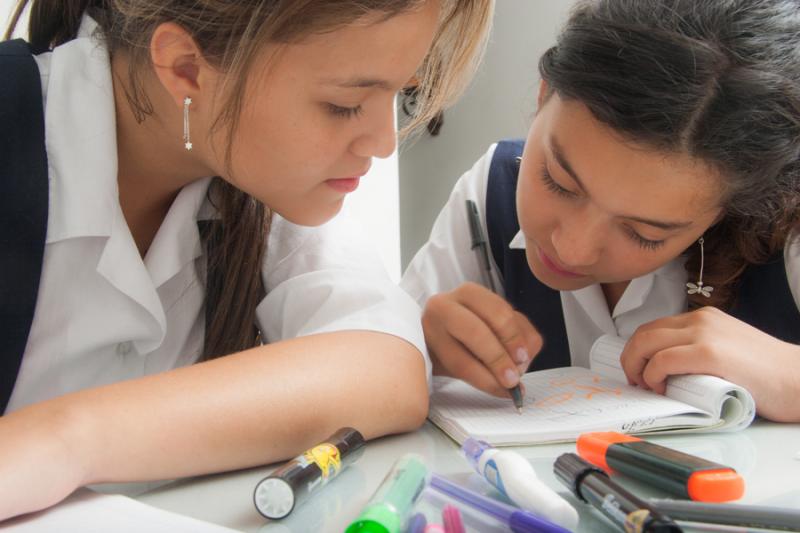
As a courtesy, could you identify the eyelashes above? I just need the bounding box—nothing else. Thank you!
[538,164,666,251]
[326,103,363,119]
[540,165,577,198]
[623,226,666,250]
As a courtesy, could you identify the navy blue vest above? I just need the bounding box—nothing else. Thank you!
[485,139,800,371]
[0,40,49,413]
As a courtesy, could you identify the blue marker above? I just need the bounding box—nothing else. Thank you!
[462,438,578,530]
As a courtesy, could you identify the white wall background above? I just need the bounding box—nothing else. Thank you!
[399,0,578,268]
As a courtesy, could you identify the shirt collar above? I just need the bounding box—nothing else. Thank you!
[42,15,118,243]
[509,230,526,249]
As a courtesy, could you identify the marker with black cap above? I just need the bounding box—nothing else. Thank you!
[554,452,682,533]
[253,427,365,520]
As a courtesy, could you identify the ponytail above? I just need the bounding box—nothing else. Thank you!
[3,0,103,49]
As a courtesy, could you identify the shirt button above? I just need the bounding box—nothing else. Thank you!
[117,341,134,355]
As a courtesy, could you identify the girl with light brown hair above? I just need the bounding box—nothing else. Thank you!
[0,0,492,519]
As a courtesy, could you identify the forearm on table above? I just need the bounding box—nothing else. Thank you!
[10,331,429,486]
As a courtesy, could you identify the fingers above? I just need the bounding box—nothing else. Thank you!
[426,289,520,388]
[422,282,543,397]
[454,283,542,371]
[620,324,695,389]
[427,332,512,398]
[621,307,728,392]
[638,344,719,394]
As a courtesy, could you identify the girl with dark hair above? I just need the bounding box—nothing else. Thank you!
[403,0,800,422]
[0,0,494,520]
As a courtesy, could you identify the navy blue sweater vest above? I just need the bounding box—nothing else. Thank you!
[0,40,49,413]
[485,140,800,371]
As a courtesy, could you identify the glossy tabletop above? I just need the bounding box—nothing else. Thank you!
[136,420,800,532]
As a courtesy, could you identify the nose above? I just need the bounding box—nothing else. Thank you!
[550,208,604,268]
[350,100,397,160]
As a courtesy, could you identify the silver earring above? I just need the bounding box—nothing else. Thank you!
[183,97,193,151]
[686,237,714,297]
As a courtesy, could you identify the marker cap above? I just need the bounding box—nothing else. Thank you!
[553,452,606,502]
[461,438,492,470]
[253,478,295,519]
[687,469,745,502]
[346,504,399,533]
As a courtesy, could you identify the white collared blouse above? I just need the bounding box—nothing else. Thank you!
[6,18,427,413]
[401,143,800,368]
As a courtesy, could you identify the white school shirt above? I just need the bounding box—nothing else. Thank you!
[5,17,427,414]
[401,143,800,368]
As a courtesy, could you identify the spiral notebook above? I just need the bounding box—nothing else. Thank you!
[428,335,756,446]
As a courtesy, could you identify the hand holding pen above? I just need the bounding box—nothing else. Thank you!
[420,200,542,406]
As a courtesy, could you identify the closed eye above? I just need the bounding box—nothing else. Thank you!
[623,225,665,250]
[540,165,577,198]
[326,103,363,119]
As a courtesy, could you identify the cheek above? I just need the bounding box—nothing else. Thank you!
[516,175,556,237]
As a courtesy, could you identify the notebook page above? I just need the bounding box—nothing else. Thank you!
[0,490,238,533]
[588,334,627,381]
[666,375,755,431]
[429,368,711,445]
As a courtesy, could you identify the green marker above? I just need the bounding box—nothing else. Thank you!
[345,454,428,533]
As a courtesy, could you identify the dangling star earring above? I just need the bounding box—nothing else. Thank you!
[183,97,193,151]
[686,237,714,297]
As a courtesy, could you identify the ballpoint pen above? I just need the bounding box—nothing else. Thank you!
[465,199,525,414]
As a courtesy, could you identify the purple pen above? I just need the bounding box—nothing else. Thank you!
[429,474,571,533]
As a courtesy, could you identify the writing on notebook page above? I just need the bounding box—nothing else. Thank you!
[534,375,622,408]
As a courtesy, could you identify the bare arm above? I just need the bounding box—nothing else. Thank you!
[0,330,428,520]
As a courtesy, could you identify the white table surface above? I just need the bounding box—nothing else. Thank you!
[135,420,800,532]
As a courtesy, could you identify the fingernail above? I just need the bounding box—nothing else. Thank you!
[514,348,529,364]
[503,368,519,387]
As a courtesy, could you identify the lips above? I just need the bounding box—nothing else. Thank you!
[537,246,585,278]
[325,176,361,193]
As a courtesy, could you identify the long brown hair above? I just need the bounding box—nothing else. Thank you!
[539,0,800,309]
[6,0,494,358]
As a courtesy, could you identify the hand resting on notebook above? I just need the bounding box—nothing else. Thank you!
[620,306,800,422]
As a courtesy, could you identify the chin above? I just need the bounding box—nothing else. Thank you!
[274,200,344,227]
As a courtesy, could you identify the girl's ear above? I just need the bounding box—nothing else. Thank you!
[149,22,213,110]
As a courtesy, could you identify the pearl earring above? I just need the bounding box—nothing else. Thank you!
[686,237,714,297]
[183,97,193,151]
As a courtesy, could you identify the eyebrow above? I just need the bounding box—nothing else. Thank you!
[322,77,393,90]
[549,137,693,231]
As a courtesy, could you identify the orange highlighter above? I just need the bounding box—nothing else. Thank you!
[577,431,744,502]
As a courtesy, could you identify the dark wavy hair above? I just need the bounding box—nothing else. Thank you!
[539,0,800,309]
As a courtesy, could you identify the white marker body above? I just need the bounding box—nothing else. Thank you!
[477,448,579,530]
